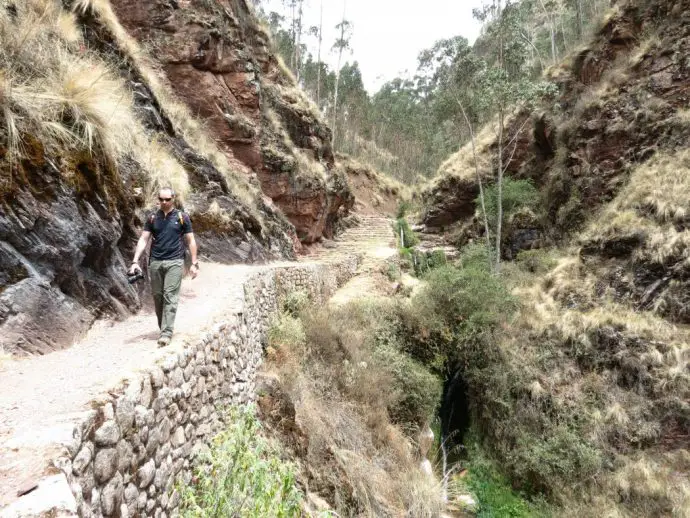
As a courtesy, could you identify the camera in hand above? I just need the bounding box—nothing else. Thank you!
[127,270,144,284]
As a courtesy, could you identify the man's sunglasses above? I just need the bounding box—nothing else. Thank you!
[159,197,173,202]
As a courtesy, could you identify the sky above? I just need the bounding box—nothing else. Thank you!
[260,0,486,93]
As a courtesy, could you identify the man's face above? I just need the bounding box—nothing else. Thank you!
[158,191,174,208]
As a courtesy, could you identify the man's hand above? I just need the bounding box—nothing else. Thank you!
[190,263,199,279]
[128,263,142,275]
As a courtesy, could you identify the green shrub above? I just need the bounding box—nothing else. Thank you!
[281,290,309,317]
[411,249,448,277]
[428,249,448,269]
[386,262,400,281]
[508,427,603,494]
[180,405,303,517]
[393,218,419,248]
[515,249,557,274]
[373,342,442,427]
[268,312,306,352]
[480,178,540,229]
[458,440,552,518]
[396,199,413,219]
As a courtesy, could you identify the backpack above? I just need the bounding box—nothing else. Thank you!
[149,210,186,227]
[148,210,192,271]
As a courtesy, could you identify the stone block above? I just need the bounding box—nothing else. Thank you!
[94,448,118,484]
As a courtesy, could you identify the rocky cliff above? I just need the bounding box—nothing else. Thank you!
[421,1,690,514]
[423,0,690,246]
[0,0,352,356]
[106,0,353,243]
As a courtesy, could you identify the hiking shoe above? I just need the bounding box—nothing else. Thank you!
[157,335,171,347]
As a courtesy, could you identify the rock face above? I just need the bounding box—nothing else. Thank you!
[0,0,355,356]
[422,0,690,241]
[422,0,690,317]
[107,0,353,243]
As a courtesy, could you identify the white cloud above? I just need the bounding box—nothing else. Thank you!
[260,0,485,93]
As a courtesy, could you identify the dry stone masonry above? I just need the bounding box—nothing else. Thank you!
[0,256,360,518]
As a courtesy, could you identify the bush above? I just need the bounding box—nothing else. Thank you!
[508,427,603,494]
[385,262,400,281]
[396,199,413,219]
[406,251,517,365]
[515,249,557,274]
[393,218,419,248]
[180,405,302,517]
[281,290,309,317]
[373,342,442,427]
[411,249,448,277]
[457,440,551,518]
[267,312,306,353]
[480,178,540,228]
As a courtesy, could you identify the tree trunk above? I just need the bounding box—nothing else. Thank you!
[496,106,505,271]
[576,0,584,39]
[559,13,568,51]
[332,4,347,149]
[496,0,504,271]
[295,0,304,83]
[316,0,323,107]
[289,0,296,72]
[457,99,492,266]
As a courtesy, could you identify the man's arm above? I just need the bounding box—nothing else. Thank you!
[184,233,198,278]
[129,231,152,272]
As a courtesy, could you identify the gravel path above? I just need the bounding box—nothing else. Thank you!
[0,263,264,506]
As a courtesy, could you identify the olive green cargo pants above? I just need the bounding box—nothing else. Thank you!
[149,259,184,338]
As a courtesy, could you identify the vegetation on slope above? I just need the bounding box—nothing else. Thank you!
[260,294,444,517]
[180,405,303,518]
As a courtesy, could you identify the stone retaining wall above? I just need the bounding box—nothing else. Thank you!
[2,256,359,518]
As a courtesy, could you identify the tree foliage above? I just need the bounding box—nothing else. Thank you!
[256,0,607,183]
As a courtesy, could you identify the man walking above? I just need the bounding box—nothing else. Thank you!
[128,188,199,347]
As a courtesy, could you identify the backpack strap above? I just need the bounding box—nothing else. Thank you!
[178,211,185,226]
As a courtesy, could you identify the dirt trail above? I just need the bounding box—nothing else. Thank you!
[0,216,394,509]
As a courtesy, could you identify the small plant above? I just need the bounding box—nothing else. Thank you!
[281,290,310,317]
[385,262,400,281]
[396,199,413,219]
[515,249,557,274]
[393,217,419,249]
[481,178,540,229]
[179,405,303,518]
[267,312,306,352]
[458,445,550,518]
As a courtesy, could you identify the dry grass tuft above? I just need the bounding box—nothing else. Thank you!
[615,148,690,225]
[433,121,495,185]
[68,0,261,210]
[0,0,266,218]
[138,137,190,202]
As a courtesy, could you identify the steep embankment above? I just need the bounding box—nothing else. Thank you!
[0,0,352,356]
[105,0,353,243]
[421,0,690,516]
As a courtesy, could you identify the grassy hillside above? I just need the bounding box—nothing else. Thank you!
[417,0,690,515]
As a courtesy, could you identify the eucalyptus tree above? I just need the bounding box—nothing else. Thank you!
[472,0,556,269]
[331,13,353,149]
[308,0,324,106]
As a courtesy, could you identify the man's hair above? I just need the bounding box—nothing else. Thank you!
[159,187,176,197]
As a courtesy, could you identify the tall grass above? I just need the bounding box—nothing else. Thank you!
[264,298,444,517]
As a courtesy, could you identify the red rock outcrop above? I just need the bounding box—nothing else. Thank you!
[108,0,353,243]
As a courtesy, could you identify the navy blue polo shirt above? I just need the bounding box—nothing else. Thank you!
[144,209,193,261]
